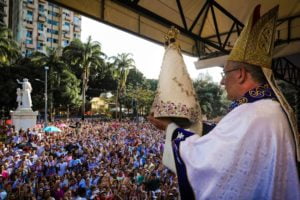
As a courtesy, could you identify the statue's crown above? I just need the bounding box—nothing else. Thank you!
[164,26,180,48]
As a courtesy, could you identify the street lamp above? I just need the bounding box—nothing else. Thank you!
[44,66,49,127]
[35,66,48,127]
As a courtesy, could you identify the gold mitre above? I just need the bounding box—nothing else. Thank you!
[228,5,278,68]
[151,27,202,134]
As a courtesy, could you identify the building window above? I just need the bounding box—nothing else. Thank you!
[63,21,70,31]
[63,40,69,47]
[38,4,45,13]
[47,19,59,26]
[26,20,33,24]
[26,30,33,38]
[37,41,44,50]
[26,38,33,44]
[74,33,81,38]
[63,10,70,17]
[26,10,33,22]
[38,32,44,38]
[47,28,59,35]
[27,0,34,4]
[25,49,33,57]
[38,23,44,31]
[74,16,81,25]
[48,2,59,9]
[48,10,60,17]
[47,38,58,43]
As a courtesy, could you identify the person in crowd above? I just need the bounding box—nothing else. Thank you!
[0,119,179,199]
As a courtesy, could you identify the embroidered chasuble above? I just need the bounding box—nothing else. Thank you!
[164,84,300,199]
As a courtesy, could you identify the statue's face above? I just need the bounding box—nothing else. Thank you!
[23,78,28,82]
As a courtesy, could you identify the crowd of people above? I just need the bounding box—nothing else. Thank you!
[0,119,179,199]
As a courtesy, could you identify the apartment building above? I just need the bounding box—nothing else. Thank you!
[0,0,9,26]
[10,0,81,56]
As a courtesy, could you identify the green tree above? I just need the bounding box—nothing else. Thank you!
[86,60,113,100]
[0,27,20,66]
[30,47,66,121]
[88,70,117,97]
[123,86,155,118]
[110,53,135,120]
[63,36,106,119]
[0,67,20,109]
[194,73,229,119]
[145,79,158,91]
[126,68,146,88]
[54,69,82,109]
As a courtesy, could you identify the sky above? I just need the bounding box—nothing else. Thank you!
[81,16,223,83]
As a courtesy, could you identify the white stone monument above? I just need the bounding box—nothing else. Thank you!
[10,78,38,131]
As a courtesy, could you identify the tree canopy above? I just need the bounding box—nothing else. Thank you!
[0,27,236,120]
[194,73,230,119]
[63,36,106,119]
[0,27,20,66]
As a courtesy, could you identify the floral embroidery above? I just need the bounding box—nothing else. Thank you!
[229,83,277,111]
[153,100,201,122]
[249,84,272,98]
[238,97,248,104]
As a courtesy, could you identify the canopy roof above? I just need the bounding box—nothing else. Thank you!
[50,0,300,57]
[49,0,300,87]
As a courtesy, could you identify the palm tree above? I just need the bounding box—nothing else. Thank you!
[110,53,135,120]
[63,36,106,120]
[30,47,65,121]
[0,27,20,66]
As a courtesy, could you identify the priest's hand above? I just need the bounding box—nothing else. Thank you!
[147,113,172,131]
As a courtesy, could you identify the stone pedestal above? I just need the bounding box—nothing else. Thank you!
[10,109,38,131]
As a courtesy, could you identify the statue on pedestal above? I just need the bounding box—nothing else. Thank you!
[11,78,38,132]
[16,78,32,109]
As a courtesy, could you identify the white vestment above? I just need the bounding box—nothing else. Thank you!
[165,99,300,199]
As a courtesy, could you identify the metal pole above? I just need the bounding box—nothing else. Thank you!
[1,107,4,126]
[136,100,139,125]
[44,66,49,127]
[67,104,69,121]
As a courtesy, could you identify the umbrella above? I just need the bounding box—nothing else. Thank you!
[43,126,62,132]
[5,119,12,125]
